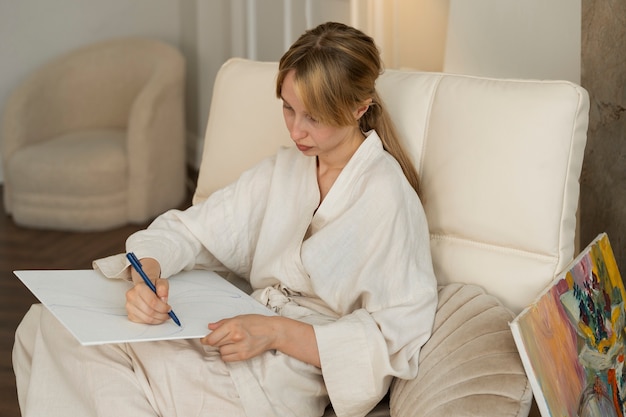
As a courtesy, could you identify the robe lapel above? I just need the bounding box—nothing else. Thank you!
[250,148,319,294]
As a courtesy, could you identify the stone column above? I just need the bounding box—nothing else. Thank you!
[580,0,626,270]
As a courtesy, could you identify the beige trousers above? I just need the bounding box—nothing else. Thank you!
[13,304,327,417]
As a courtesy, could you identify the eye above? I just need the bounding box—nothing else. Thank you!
[282,102,293,112]
[305,113,318,123]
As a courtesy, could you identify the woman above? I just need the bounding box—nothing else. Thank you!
[13,22,437,417]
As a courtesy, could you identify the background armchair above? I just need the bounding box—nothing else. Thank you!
[1,37,186,231]
[194,59,589,416]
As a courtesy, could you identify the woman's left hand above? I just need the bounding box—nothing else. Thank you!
[201,314,277,362]
[201,314,321,367]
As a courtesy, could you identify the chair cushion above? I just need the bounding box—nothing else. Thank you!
[323,401,391,417]
[390,283,533,417]
[322,283,532,417]
[7,129,128,230]
[376,73,588,313]
[9,130,127,194]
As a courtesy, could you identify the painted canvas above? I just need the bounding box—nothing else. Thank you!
[511,233,626,417]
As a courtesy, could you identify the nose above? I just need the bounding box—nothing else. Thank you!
[288,117,307,142]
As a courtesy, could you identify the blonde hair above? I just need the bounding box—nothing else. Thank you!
[276,22,420,195]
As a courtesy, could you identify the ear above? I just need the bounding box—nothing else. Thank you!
[354,98,373,120]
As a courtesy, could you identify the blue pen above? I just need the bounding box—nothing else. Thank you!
[126,252,182,327]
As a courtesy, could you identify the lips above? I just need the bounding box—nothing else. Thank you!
[296,144,312,152]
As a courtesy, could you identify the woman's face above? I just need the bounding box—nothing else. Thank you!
[280,70,362,162]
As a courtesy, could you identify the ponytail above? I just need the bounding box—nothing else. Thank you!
[361,91,420,196]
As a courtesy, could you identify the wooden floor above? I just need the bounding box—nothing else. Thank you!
[0,185,193,417]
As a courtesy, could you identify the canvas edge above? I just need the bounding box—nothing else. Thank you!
[508,231,610,417]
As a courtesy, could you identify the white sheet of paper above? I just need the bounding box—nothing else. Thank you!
[14,269,274,346]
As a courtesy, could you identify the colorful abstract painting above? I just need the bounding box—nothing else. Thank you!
[511,233,626,417]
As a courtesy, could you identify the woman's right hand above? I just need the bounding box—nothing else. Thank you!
[125,257,172,324]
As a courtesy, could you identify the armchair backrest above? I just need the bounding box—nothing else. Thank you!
[2,38,184,149]
[195,58,589,313]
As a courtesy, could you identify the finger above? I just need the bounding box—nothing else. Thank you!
[203,320,234,347]
[125,292,170,324]
[126,303,170,324]
[136,284,171,313]
[218,345,243,362]
[126,285,171,323]
[155,278,169,303]
[208,319,226,331]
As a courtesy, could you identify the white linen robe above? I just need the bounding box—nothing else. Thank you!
[13,131,437,417]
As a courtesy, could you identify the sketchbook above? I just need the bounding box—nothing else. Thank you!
[510,233,625,417]
[14,269,274,346]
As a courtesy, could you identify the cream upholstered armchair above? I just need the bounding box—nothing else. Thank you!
[1,37,186,231]
[194,59,589,416]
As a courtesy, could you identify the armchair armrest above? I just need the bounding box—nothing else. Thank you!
[126,47,186,221]
[390,284,532,417]
[1,72,60,163]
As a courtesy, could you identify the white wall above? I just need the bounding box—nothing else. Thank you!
[444,0,581,83]
[383,0,449,71]
[0,1,182,115]
[0,0,582,183]
[190,0,353,167]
